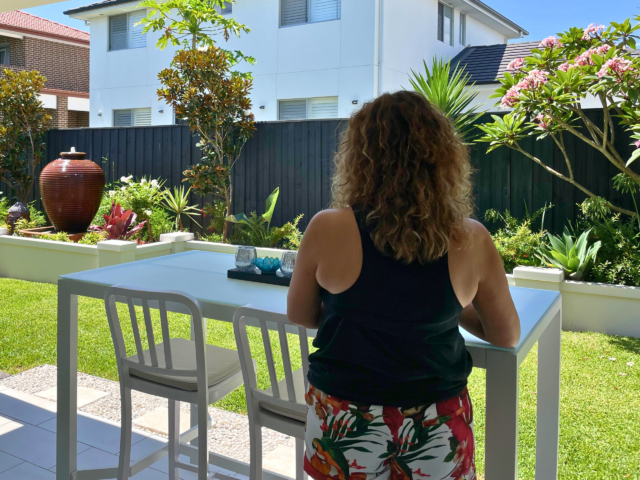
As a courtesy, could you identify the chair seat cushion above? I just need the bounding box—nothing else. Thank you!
[127,338,241,391]
[259,368,308,423]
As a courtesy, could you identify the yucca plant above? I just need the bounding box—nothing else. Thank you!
[537,227,601,280]
[161,186,201,231]
[408,57,486,142]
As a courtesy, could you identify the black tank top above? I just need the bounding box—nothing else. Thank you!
[307,212,472,407]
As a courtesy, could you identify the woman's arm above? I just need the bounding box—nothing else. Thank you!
[287,214,325,329]
[457,223,520,349]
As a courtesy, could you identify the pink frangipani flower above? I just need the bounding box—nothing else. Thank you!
[506,57,525,72]
[535,114,552,130]
[634,140,640,148]
[558,62,570,72]
[597,57,633,78]
[582,23,605,40]
[516,69,549,91]
[501,86,522,108]
[540,36,562,49]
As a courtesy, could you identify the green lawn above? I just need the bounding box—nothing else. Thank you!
[0,278,639,479]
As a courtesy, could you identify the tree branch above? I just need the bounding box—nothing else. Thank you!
[513,143,636,216]
[550,133,574,180]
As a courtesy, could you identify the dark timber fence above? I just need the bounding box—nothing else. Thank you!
[5,110,638,236]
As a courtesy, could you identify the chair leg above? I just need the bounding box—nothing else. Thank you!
[118,386,132,480]
[197,400,209,480]
[295,437,305,480]
[248,407,263,480]
[168,400,180,480]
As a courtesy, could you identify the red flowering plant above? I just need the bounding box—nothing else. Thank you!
[91,202,146,241]
[478,18,640,217]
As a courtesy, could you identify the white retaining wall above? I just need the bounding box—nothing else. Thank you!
[0,230,638,337]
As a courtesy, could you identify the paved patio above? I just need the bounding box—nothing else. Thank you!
[0,367,297,479]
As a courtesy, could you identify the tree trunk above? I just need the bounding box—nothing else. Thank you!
[222,184,232,243]
[179,216,184,232]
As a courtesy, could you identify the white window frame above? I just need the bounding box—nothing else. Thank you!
[108,10,147,52]
[437,2,454,47]
[278,97,339,120]
[0,43,10,65]
[459,12,466,45]
[113,108,152,127]
[280,0,341,28]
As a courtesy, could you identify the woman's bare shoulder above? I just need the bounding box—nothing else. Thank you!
[451,218,493,253]
[307,208,355,231]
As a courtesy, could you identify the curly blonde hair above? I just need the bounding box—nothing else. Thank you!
[331,91,474,263]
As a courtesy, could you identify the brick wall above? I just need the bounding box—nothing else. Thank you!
[24,38,89,93]
[68,110,89,128]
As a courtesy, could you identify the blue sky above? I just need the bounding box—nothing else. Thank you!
[24,0,640,41]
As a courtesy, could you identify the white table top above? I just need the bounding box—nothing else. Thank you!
[61,250,560,353]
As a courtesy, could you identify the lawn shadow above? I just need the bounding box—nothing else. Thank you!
[605,335,640,353]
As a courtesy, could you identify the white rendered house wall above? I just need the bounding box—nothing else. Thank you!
[82,0,515,126]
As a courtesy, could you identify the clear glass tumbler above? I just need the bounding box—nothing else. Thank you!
[280,251,297,277]
[235,246,257,272]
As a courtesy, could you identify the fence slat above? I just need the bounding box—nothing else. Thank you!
[35,111,634,235]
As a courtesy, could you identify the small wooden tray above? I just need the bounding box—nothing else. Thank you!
[227,268,291,287]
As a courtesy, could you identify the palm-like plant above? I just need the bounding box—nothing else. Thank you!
[537,227,602,280]
[408,57,486,142]
[161,186,201,231]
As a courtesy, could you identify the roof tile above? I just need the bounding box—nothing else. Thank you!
[0,10,90,42]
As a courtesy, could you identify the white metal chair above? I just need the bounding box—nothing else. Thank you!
[105,285,245,480]
[233,304,311,480]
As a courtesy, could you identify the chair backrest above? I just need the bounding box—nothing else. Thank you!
[104,284,208,390]
[233,304,310,410]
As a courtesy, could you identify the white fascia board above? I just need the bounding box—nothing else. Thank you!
[444,0,526,39]
[68,96,90,112]
[67,1,148,21]
[0,28,24,40]
[38,93,57,109]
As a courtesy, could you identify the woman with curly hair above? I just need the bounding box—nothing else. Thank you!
[287,90,520,480]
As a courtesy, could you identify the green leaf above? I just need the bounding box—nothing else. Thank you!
[626,148,640,167]
[225,213,250,225]
[262,187,279,225]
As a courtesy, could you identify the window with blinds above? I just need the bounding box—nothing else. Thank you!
[281,0,340,27]
[113,108,152,127]
[309,97,338,119]
[279,97,338,120]
[279,100,307,120]
[109,10,147,51]
[215,1,232,14]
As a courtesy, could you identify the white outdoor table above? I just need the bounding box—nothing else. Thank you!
[56,251,561,480]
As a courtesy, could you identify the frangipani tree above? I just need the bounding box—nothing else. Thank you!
[477,19,640,216]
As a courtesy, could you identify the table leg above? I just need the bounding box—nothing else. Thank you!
[535,310,561,480]
[56,281,78,480]
[484,350,519,480]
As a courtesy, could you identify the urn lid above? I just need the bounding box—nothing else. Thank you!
[59,147,86,160]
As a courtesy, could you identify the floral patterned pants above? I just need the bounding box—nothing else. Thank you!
[304,385,475,480]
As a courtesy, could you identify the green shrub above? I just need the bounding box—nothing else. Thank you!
[78,231,106,245]
[28,201,47,227]
[137,207,176,243]
[484,206,550,273]
[35,231,72,243]
[229,213,303,250]
[0,194,8,226]
[577,198,640,286]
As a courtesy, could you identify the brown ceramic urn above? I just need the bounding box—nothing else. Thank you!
[39,148,104,233]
